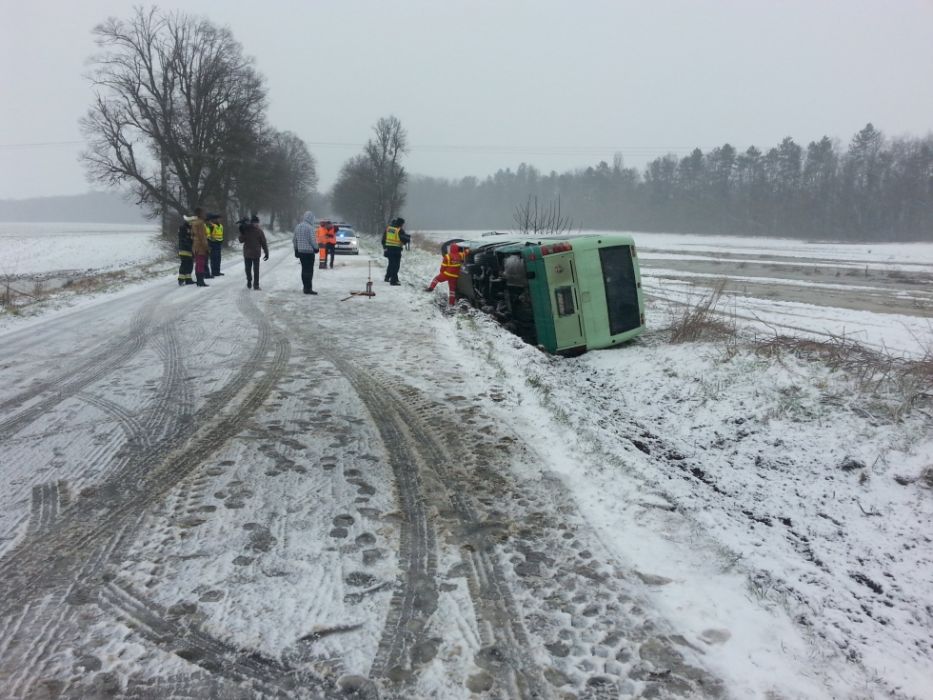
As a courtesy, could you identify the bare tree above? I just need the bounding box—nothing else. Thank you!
[331,116,408,233]
[331,155,380,231]
[366,115,409,226]
[234,129,318,229]
[513,195,573,236]
[80,7,267,229]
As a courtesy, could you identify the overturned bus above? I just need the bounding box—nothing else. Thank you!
[454,232,645,355]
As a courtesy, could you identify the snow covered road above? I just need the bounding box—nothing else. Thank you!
[0,247,723,698]
[1,232,930,699]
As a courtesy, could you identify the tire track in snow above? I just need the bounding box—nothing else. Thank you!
[0,300,157,441]
[77,392,152,449]
[96,581,331,697]
[0,291,288,620]
[0,291,300,696]
[328,352,547,698]
[2,516,132,697]
[332,358,439,684]
[27,480,70,534]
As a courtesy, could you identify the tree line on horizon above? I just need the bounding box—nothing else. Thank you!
[406,124,933,242]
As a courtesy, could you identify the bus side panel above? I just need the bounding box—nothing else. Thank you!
[543,251,586,352]
[523,254,559,353]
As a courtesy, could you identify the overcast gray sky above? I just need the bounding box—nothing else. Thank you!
[2,0,932,200]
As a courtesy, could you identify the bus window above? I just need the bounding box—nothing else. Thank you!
[599,245,640,335]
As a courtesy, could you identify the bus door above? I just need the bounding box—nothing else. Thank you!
[543,251,586,350]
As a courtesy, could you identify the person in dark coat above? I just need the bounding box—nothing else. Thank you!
[177,217,195,285]
[238,215,269,290]
[381,217,411,286]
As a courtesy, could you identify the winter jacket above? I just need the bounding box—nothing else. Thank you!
[382,225,410,249]
[238,224,269,259]
[191,217,209,256]
[438,242,464,279]
[293,211,318,255]
[177,220,193,254]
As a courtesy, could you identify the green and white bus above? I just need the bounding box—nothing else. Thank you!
[455,232,645,355]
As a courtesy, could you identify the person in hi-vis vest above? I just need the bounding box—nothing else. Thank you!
[316,221,330,269]
[319,222,337,269]
[381,217,411,285]
[206,212,225,277]
[425,241,465,305]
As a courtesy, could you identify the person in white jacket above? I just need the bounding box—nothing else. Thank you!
[292,211,319,295]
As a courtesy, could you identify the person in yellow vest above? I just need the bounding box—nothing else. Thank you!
[316,220,330,270]
[381,217,411,286]
[206,212,225,277]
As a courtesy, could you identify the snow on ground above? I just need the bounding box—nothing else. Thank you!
[0,224,931,699]
[420,229,933,269]
[0,222,165,276]
[645,274,933,358]
[409,229,933,698]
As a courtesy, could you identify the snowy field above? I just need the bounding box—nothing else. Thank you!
[0,225,930,699]
[0,222,165,277]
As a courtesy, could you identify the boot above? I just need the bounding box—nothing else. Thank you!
[319,261,326,270]
[196,274,208,287]
[185,279,195,285]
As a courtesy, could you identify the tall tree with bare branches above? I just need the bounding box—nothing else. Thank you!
[331,116,408,233]
[80,7,267,227]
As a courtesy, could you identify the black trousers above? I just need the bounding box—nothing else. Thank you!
[298,253,316,291]
[178,253,193,282]
[385,248,402,283]
[209,241,223,275]
[244,257,260,286]
[325,243,335,267]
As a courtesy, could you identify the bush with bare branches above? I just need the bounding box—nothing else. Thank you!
[754,334,933,421]
[666,279,737,344]
[512,195,573,236]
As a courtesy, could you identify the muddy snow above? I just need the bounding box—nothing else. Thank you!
[0,224,930,699]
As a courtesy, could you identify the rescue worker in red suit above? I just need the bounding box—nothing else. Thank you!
[425,241,465,305]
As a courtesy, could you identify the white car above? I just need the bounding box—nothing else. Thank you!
[333,224,359,255]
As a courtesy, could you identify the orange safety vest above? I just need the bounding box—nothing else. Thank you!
[316,225,329,245]
[325,227,337,245]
